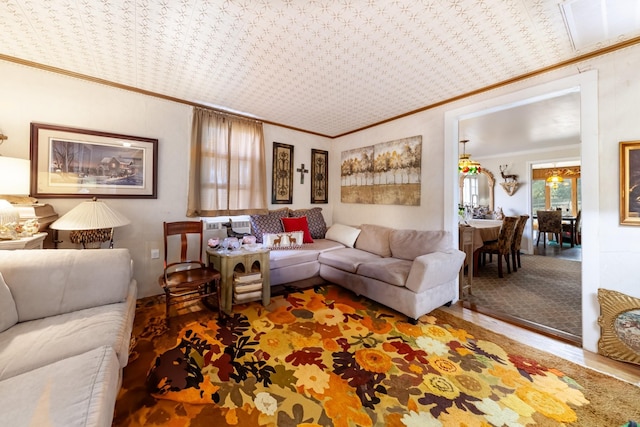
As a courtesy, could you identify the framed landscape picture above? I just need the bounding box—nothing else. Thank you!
[619,140,640,225]
[30,123,158,198]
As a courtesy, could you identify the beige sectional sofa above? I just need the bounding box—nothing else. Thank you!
[267,223,465,321]
[0,249,137,427]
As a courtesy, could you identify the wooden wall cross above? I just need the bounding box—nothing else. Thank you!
[296,163,309,184]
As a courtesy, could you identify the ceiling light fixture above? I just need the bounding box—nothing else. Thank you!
[546,171,565,189]
[458,140,482,175]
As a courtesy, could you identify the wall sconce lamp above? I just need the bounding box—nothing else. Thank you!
[49,198,130,248]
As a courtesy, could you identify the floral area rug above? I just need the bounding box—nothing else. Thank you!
[114,285,640,426]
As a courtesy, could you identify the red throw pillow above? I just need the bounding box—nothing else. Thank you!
[281,216,314,243]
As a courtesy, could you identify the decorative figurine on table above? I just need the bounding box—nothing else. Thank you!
[222,218,251,238]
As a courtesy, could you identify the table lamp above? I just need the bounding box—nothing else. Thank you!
[0,156,32,239]
[50,198,130,248]
[0,156,30,196]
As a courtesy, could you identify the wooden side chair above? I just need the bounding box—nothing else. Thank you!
[511,214,529,271]
[536,210,562,248]
[479,216,518,278]
[159,221,221,326]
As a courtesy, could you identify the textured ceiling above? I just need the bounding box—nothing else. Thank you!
[1,1,639,137]
[460,90,581,158]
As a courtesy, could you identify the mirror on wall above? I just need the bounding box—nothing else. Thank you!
[459,169,495,212]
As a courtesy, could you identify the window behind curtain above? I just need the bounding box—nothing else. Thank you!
[187,108,267,217]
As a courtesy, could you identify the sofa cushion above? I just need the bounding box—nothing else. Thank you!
[318,247,381,273]
[389,230,453,261]
[325,223,361,248]
[0,298,133,381]
[281,216,314,243]
[269,239,344,269]
[355,224,393,257]
[290,207,327,239]
[270,248,320,269]
[356,258,412,287]
[0,249,132,322]
[250,211,289,243]
[0,273,18,333]
[0,345,120,427]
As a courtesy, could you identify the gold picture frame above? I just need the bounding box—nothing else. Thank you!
[619,140,640,225]
[597,288,640,366]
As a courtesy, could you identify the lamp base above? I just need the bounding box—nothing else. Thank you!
[69,228,114,249]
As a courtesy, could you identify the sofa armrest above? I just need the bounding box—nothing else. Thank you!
[404,250,466,294]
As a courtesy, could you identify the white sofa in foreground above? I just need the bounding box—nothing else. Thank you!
[267,223,466,321]
[0,249,137,427]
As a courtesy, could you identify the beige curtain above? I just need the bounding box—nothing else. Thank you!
[187,107,267,217]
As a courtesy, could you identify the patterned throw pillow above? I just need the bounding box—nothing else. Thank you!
[250,211,289,243]
[281,216,314,243]
[290,207,327,239]
[263,231,304,249]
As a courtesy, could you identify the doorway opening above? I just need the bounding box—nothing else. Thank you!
[444,71,599,349]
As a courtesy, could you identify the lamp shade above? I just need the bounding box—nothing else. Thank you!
[0,157,30,195]
[50,199,130,230]
[458,140,482,175]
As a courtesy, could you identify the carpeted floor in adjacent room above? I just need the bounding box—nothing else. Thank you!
[113,284,639,426]
[463,254,581,338]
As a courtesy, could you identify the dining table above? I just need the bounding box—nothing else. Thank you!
[466,219,503,242]
[458,219,503,291]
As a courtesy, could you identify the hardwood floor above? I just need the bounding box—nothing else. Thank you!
[441,303,640,386]
[533,241,581,260]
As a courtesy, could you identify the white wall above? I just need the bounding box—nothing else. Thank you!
[263,124,332,220]
[0,61,330,298]
[330,109,448,230]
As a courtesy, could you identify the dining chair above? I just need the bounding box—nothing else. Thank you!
[479,216,518,278]
[510,214,529,271]
[536,210,562,248]
[562,210,581,246]
[159,221,222,326]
